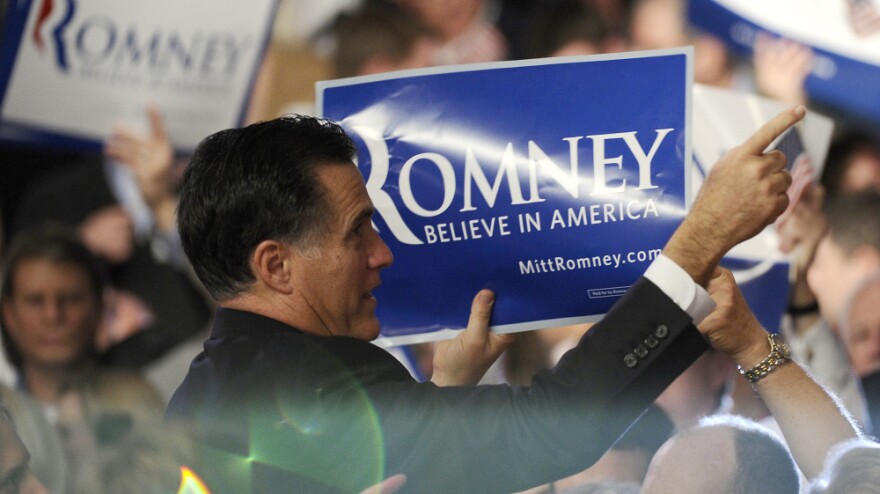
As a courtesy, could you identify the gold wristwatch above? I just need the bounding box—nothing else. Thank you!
[738,333,792,384]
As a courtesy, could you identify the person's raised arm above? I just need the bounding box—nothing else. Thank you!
[699,267,861,478]
[663,106,805,287]
[431,109,806,387]
[753,33,813,107]
[104,105,177,232]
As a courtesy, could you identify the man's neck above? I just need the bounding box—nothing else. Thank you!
[220,291,330,337]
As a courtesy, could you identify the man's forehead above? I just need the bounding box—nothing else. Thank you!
[315,163,374,222]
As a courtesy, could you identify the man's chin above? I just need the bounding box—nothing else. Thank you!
[353,317,382,341]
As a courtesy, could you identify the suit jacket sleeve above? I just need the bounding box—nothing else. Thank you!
[368,276,709,493]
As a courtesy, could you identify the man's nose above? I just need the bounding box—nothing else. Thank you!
[41,299,63,326]
[368,229,394,270]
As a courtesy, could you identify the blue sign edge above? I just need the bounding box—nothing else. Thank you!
[687,0,880,124]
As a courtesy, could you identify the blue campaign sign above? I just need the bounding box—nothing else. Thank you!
[318,50,693,344]
[688,0,880,125]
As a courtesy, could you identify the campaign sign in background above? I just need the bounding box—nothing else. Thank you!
[0,0,277,151]
[692,84,834,333]
[688,0,880,125]
[319,50,692,344]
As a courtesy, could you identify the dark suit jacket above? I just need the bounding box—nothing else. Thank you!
[166,277,709,494]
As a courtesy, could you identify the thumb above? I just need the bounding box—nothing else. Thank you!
[464,289,494,341]
[705,267,732,298]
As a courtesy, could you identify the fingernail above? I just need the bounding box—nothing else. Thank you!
[794,105,806,117]
[479,290,494,304]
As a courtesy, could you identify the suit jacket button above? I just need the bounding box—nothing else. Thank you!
[634,344,648,358]
[645,335,659,348]
[624,353,638,368]
[655,324,669,339]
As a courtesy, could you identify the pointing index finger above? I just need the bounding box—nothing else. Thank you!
[741,106,807,155]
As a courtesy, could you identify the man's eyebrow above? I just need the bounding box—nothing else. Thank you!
[351,207,375,228]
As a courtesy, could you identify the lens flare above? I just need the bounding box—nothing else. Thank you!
[177,466,211,494]
[241,351,387,493]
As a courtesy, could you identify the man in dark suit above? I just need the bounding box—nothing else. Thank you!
[166,109,804,493]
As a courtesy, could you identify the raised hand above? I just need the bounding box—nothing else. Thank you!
[105,105,177,231]
[663,106,805,285]
[753,33,813,106]
[699,267,861,478]
[698,268,767,365]
[847,0,880,37]
[79,205,134,264]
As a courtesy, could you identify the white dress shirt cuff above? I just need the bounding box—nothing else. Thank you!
[644,254,715,324]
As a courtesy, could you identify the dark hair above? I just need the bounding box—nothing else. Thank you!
[823,190,880,255]
[697,415,800,494]
[176,115,356,301]
[0,225,105,369]
[821,132,880,198]
[329,0,430,78]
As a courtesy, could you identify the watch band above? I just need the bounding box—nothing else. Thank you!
[738,333,792,384]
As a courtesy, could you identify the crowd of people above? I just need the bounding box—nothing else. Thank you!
[1,0,880,493]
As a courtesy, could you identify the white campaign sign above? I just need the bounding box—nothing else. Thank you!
[692,84,834,331]
[0,0,276,149]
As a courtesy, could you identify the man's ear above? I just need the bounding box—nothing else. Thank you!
[251,240,294,295]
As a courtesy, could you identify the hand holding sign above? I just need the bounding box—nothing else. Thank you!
[431,290,515,386]
[664,106,805,286]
